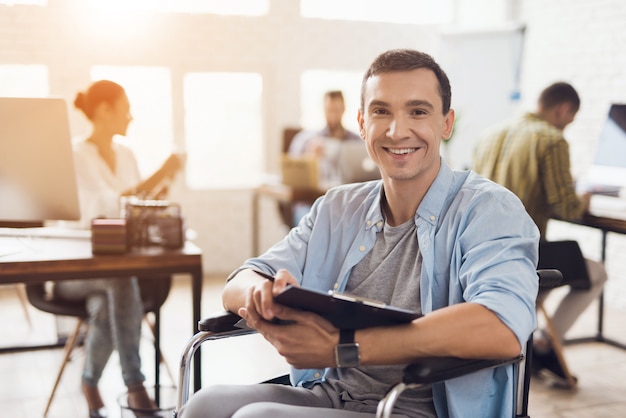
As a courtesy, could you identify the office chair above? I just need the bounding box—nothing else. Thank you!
[25,276,173,417]
[277,127,304,229]
[175,269,563,418]
[0,221,44,328]
[536,240,590,389]
[5,283,33,328]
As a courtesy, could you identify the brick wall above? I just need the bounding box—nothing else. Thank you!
[520,0,626,312]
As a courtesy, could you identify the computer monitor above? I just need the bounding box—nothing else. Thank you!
[0,97,81,223]
[592,104,626,168]
[579,103,626,195]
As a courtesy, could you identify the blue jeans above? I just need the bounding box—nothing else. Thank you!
[55,277,145,387]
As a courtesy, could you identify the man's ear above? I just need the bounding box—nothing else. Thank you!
[357,109,366,139]
[442,109,456,140]
[557,102,571,118]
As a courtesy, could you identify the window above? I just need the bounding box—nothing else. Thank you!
[0,0,46,5]
[184,72,263,189]
[300,70,362,134]
[301,0,453,25]
[91,66,174,177]
[87,0,268,15]
[0,65,48,96]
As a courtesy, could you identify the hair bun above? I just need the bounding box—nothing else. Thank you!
[74,92,86,110]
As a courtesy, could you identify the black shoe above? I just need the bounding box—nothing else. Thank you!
[532,348,577,388]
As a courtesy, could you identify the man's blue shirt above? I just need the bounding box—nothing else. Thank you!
[234,161,539,417]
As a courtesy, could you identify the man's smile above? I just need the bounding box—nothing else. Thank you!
[385,147,418,155]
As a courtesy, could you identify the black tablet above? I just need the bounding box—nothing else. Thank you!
[273,285,421,329]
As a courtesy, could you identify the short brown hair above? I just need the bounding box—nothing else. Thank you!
[538,82,580,112]
[360,49,452,115]
[324,90,345,102]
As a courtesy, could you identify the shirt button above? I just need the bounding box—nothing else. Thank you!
[430,215,436,221]
[333,283,339,290]
[314,372,321,378]
[359,245,366,252]
[367,220,372,226]
[377,221,383,228]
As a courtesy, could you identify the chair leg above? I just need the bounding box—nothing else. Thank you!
[143,314,175,384]
[43,318,84,417]
[15,284,33,329]
[538,302,578,389]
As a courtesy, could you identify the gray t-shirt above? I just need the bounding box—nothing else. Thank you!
[321,218,436,417]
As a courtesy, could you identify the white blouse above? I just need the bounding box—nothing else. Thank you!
[72,140,141,228]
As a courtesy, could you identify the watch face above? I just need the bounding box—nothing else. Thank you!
[335,343,360,368]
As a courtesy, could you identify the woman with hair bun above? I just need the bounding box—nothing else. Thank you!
[56,79,183,418]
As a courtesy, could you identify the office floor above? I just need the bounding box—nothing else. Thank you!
[1,275,625,418]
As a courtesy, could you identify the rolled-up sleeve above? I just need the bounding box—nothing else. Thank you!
[457,186,540,349]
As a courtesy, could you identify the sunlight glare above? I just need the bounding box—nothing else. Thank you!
[301,0,453,25]
[87,0,268,15]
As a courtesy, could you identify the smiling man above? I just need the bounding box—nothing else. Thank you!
[181,49,539,418]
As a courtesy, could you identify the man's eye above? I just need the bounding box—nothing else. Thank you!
[411,109,428,116]
[372,108,389,115]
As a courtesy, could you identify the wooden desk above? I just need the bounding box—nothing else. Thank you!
[0,235,205,391]
[559,212,626,350]
[252,183,325,255]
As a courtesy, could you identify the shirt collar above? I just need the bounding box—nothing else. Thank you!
[417,160,453,226]
[362,159,454,230]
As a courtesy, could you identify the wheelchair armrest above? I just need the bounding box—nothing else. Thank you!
[198,310,244,333]
[537,269,563,289]
[402,355,524,385]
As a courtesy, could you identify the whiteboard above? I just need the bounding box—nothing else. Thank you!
[437,25,525,170]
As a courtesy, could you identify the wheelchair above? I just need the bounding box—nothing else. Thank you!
[175,269,563,418]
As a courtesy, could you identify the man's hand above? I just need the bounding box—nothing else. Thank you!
[237,269,339,369]
[579,191,593,213]
[303,137,325,158]
[239,302,339,369]
[241,269,297,322]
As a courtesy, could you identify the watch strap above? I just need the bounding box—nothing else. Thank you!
[339,329,355,344]
[335,329,360,368]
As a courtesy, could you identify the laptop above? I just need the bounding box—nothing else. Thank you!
[337,140,380,183]
[281,138,380,190]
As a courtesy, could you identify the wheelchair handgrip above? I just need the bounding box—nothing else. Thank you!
[402,355,523,385]
[198,310,242,333]
[537,269,564,289]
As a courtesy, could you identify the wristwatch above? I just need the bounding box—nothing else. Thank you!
[335,329,360,368]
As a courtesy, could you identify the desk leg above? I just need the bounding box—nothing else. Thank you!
[596,230,608,338]
[192,266,203,392]
[595,231,626,350]
[565,229,626,350]
[252,188,260,257]
[154,306,161,405]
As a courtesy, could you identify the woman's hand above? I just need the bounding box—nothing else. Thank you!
[161,153,184,179]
